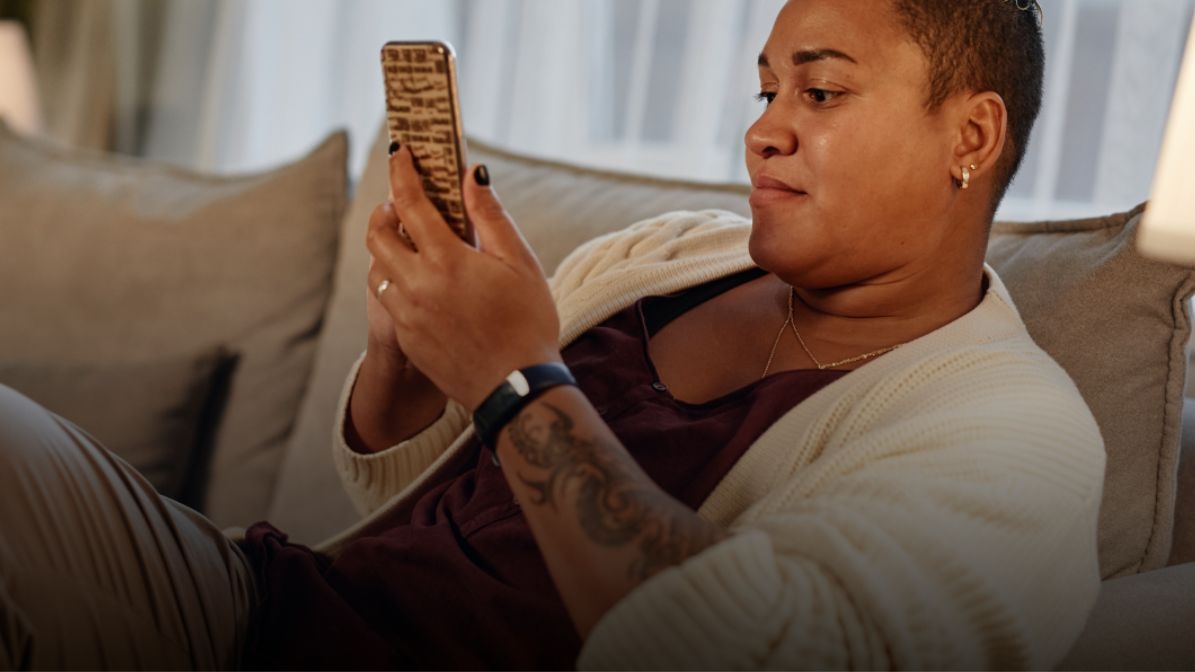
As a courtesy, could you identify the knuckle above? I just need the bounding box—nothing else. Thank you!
[365,225,382,250]
[391,307,411,329]
[390,183,422,210]
[368,203,388,225]
[404,277,434,308]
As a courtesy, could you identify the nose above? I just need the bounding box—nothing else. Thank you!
[744,103,796,160]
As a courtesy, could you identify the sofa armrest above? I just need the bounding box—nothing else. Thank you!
[1057,561,1195,670]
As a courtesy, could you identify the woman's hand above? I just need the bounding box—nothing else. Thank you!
[366,148,562,411]
[365,204,415,363]
[346,202,449,453]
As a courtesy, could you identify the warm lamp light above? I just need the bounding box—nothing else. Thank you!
[0,20,43,135]
[1138,16,1195,266]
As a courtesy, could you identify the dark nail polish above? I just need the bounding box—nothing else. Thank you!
[388,141,400,156]
[474,164,491,187]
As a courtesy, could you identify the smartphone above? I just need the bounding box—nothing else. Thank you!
[380,40,473,245]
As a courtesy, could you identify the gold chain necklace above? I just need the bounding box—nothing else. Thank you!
[760,287,902,378]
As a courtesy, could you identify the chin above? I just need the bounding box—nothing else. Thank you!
[748,219,812,280]
[749,202,811,252]
[747,216,855,289]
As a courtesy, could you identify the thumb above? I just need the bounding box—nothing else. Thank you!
[464,164,538,267]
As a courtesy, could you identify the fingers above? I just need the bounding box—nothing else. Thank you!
[366,237,410,323]
[388,147,462,254]
[366,258,396,308]
[463,163,539,269]
[366,202,415,289]
[366,266,408,352]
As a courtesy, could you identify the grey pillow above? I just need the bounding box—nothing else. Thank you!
[0,350,234,501]
[987,204,1195,578]
[0,121,349,527]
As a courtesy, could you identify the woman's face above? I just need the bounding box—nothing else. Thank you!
[745,0,961,289]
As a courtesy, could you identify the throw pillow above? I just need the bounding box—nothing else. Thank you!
[987,203,1195,577]
[0,121,349,527]
[0,350,235,502]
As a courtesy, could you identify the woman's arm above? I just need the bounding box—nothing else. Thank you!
[365,147,729,632]
[345,342,447,453]
[332,351,472,515]
[494,384,728,636]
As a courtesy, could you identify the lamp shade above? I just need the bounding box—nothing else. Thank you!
[0,20,43,135]
[1138,16,1195,266]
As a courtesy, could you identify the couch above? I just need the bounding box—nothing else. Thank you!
[1,119,1192,668]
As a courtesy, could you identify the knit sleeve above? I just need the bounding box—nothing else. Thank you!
[330,351,471,515]
[548,209,751,298]
[577,358,1106,670]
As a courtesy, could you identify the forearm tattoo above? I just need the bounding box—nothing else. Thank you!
[506,402,726,580]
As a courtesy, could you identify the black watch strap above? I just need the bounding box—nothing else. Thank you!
[473,362,577,448]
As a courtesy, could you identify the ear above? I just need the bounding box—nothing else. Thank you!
[950,91,1008,188]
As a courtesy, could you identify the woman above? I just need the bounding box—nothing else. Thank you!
[0,0,1102,669]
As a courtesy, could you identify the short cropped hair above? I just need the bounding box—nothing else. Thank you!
[891,0,1045,209]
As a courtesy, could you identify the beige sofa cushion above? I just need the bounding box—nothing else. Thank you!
[270,125,1194,575]
[1057,560,1195,670]
[0,123,348,527]
[987,205,1195,577]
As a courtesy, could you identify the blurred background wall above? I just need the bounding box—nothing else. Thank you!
[5,0,1192,220]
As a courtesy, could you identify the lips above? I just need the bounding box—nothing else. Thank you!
[749,175,808,207]
[753,175,804,193]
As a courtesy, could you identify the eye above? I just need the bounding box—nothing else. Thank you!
[754,91,777,105]
[806,88,842,104]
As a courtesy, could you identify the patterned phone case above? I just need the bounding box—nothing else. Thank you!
[380,41,472,244]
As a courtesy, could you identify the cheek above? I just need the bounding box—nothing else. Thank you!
[823,121,942,207]
[802,121,870,205]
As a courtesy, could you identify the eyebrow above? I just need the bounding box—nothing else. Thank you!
[757,49,858,68]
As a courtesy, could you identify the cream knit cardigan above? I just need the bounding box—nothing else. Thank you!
[320,210,1105,670]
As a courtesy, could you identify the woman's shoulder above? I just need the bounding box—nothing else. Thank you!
[803,273,1102,455]
[841,280,1103,462]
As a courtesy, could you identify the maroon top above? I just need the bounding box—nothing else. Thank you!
[238,269,847,669]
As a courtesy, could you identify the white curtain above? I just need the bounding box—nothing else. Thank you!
[142,0,459,179]
[141,0,1194,221]
[1007,0,1194,220]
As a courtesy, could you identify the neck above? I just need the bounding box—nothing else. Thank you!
[777,255,987,361]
